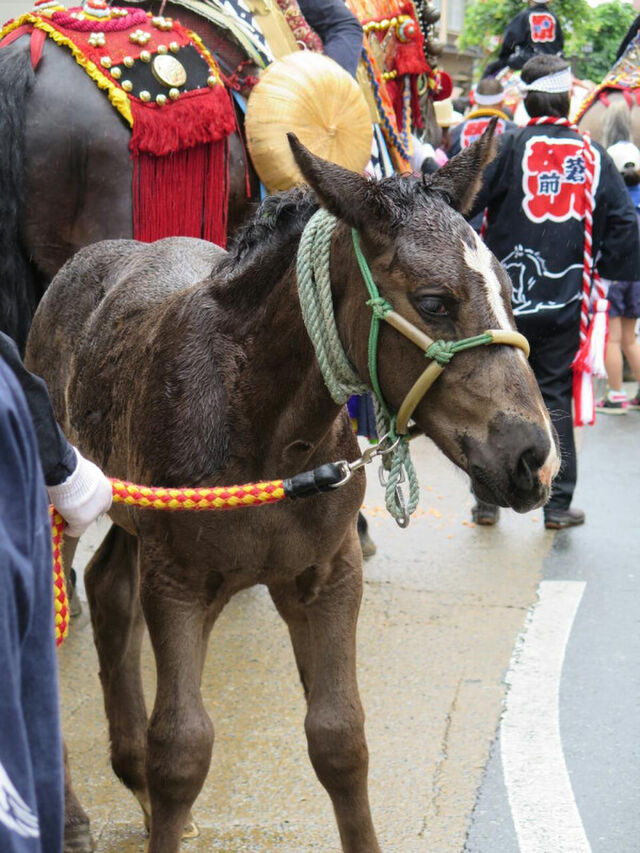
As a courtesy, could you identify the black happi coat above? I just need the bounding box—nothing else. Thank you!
[469,123,640,323]
[484,2,563,76]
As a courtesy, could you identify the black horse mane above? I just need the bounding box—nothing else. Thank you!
[227,186,319,265]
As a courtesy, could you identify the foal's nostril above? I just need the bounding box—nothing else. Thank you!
[515,442,547,489]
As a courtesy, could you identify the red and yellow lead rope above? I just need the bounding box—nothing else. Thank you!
[51,476,287,647]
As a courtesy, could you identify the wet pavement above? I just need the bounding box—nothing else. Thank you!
[59,437,556,853]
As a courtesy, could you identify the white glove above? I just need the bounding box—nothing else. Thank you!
[47,447,113,537]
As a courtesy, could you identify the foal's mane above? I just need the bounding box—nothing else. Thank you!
[227,172,440,267]
[217,173,447,306]
[227,186,319,266]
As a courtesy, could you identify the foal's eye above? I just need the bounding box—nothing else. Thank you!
[417,295,448,317]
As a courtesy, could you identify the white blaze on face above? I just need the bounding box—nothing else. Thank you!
[462,234,560,484]
[462,232,513,331]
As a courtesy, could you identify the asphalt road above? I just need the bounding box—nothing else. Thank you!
[59,396,639,852]
[467,401,640,853]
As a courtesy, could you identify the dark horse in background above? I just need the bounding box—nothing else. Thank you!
[27,130,560,852]
[0,1,259,352]
[0,0,441,352]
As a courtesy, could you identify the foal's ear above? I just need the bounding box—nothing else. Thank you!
[425,117,498,214]
[287,133,393,231]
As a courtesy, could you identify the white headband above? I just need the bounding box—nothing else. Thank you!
[474,90,505,106]
[519,67,572,94]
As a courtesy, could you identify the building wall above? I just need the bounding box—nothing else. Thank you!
[430,0,478,92]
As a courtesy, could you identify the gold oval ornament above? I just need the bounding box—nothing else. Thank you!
[151,54,187,88]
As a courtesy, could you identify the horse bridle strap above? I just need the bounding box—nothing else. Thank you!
[351,230,530,435]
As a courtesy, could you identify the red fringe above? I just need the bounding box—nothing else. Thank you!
[130,87,235,247]
[133,139,229,247]
[130,87,236,157]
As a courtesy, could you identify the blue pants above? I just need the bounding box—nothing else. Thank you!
[0,358,63,853]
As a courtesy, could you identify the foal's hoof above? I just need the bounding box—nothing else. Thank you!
[63,820,94,852]
[182,818,200,839]
[358,527,377,559]
[357,513,377,559]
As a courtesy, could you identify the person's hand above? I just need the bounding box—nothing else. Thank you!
[47,447,112,537]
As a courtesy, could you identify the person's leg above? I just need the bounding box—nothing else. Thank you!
[597,286,629,412]
[620,316,640,383]
[604,315,624,390]
[517,315,582,522]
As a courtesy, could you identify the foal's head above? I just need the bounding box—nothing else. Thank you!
[289,127,559,511]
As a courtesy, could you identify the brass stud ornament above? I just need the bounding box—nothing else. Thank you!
[140,50,151,63]
[168,87,180,100]
[139,90,151,102]
[100,55,111,68]
[156,93,167,106]
[122,79,133,91]
[123,55,134,68]
[111,66,121,79]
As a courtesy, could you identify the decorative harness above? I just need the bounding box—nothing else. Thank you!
[51,207,529,646]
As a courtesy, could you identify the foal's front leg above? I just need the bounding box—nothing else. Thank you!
[140,550,222,853]
[270,533,381,853]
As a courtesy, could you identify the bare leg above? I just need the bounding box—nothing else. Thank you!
[621,316,640,382]
[84,525,150,821]
[140,556,222,853]
[269,533,381,853]
[605,316,624,390]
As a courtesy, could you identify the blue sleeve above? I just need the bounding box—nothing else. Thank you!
[298,0,363,77]
[0,333,75,486]
[0,358,63,853]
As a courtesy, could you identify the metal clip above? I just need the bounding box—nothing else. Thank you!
[328,435,402,490]
[393,479,411,528]
[378,464,406,488]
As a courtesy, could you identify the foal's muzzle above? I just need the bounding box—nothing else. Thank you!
[465,416,557,512]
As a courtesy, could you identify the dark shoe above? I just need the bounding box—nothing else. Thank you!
[628,391,640,411]
[544,507,585,530]
[471,501,499,525]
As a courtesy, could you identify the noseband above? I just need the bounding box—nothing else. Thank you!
[351,229,530,435]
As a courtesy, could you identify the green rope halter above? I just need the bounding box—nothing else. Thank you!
[297,208,530,527]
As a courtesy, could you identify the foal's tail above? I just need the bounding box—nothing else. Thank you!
[601,96,633,150]
[0,40,40,354]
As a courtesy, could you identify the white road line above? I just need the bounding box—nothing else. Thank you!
[501,580,590,853]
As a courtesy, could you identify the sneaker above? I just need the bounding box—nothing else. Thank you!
[544,507,585,530]
[596,397,628,414]
[628,391,640,411]
[471,501,499,525]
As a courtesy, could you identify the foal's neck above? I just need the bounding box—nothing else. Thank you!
[222,222,364,473]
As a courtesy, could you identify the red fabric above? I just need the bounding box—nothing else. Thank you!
[50,6,147,31]
[30,27,45,69]
[433,70,452,101]
[391,5,429,77]
[0,23,33,49]
[129,86,236,157]
[133,139,228,246]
